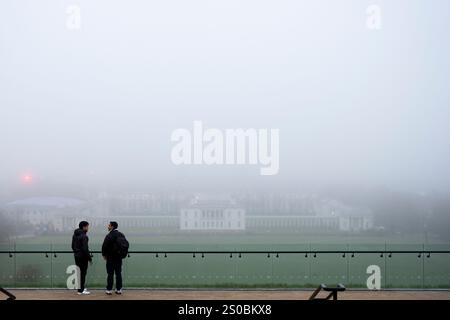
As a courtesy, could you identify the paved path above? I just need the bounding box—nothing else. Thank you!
[5,289,450,300]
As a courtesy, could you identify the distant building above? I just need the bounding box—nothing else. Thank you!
[246,215,373,232]
[237,193,373,232]
[338,215,373,232]
[180,194,246,231]
[92,192,188,216]
[0,193,373,234]
[2,197,90,232]
[86,215,179,231]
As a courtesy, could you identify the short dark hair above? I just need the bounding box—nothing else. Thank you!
[110,221,118,229]
[79,221,89,229]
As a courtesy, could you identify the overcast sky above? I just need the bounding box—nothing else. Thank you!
[1,0,449,193]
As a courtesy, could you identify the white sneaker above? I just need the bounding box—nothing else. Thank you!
[77,289,90,295]
[105,290,113,295]
[115,289,123,295]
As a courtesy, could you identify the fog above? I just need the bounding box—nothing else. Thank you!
[1,0,450,195]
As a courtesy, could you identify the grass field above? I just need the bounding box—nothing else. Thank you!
[1,232,450,289]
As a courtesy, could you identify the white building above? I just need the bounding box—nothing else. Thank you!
[180,195,245,231]
[338,215,373,232]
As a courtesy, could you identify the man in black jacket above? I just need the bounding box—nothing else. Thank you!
[102,221,125,295]
[71,221,92,295]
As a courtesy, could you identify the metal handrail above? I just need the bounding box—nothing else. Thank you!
[1,250,449,254]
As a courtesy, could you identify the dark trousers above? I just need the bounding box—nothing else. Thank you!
[74,257,89,293]
[106,258,123,291]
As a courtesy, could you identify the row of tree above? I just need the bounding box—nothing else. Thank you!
[0,211,34,243]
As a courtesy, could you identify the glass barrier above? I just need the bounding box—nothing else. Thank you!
[424,244,450,288]
[14,244,52,288]
[0,244,14,287]
[272,244,310,287]
[1,243,450,289]
[385,244,424,288]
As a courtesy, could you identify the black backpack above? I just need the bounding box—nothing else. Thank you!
[115,232,129,259]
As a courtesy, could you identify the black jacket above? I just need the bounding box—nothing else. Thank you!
[71,228,91,261]
[102,229,124,259]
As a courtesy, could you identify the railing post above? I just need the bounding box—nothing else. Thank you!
[422,243,425,289]
[384,242,387,289]
[346,244,350,285]
[308,243,312,285]
[50,243,53,289]
[270,250,274,286]
[13,243,16,288]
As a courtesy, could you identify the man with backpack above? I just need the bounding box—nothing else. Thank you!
[101,221,129,295]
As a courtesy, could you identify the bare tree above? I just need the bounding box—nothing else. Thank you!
[0,210,16,242]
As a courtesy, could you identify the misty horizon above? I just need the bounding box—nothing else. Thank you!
[1,0,450,196]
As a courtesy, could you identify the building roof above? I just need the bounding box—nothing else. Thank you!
[187,194,242,209]
[5,196,86,208]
